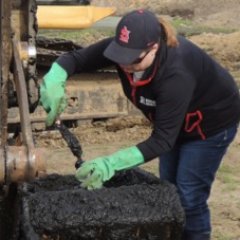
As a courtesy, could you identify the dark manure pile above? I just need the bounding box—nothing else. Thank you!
[0,168,185,240]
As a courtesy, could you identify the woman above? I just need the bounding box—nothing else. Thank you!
[40,9,240,240]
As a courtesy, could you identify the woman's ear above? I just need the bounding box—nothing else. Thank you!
[150,43,159,56]
[152,43,160,50]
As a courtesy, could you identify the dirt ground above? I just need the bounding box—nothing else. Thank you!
[35,1,240,239]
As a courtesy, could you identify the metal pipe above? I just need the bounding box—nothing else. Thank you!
[0,146,46,183]
[13,38,34,149]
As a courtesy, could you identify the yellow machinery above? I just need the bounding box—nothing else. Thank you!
[37,5,116,29]
[0,0,117,184]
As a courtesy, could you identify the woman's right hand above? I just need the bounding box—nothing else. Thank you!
[40,62,68,126]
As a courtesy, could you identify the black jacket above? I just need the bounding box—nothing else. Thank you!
[57,36,240,162]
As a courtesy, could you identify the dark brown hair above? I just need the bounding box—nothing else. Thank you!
[159,17,179,48]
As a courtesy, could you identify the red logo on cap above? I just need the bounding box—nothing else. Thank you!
[119,26,131,43]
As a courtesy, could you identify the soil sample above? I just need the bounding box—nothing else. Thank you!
[18,168,185,240]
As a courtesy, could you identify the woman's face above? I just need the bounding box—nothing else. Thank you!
[119,43,159,73]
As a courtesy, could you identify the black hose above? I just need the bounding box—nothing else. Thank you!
[55,122,84,169]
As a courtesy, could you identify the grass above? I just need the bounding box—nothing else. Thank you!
[217,163,240,191]
[171,17,237,37]
[213,233,232,240]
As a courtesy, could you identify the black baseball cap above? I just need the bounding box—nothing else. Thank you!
[104,9,161,65]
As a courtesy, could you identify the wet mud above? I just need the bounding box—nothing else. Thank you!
[0,168,185,240]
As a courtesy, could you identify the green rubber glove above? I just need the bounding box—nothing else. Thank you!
[40,62,68,126]
[75,146,144,190]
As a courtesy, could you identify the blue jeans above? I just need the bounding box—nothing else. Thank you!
[159,124,238,235]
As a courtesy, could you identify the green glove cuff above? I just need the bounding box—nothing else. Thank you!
[108,146,144,172]
[44,62,68,87]
[95,146,145,182]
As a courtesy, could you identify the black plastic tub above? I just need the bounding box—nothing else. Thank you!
[1,168,185,240]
